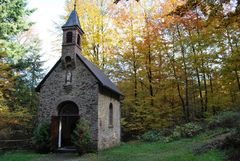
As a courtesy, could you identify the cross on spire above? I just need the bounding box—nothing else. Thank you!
[74,0,77,10]
[62,0,84,34]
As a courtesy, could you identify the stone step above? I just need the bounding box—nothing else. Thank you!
[57,147,77,153]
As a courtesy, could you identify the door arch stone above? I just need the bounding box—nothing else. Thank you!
[57,101,79,148]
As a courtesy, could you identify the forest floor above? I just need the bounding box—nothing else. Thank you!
[0,130,227,161]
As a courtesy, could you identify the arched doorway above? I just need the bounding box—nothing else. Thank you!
[58,101,79,148]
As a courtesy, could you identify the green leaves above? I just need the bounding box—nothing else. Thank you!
[0,0,44,141]
[71,118,92,154]
[33,122,51,153]
[0,0,33,39]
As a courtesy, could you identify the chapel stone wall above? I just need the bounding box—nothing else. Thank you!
[97,93,121,150]
[38,57,99,147]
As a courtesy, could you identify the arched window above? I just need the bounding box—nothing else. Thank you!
[65,56,72,69]
[66,31,73,43]
[65,56,71,63]
[109,103,113,127]
[77,34,80,46]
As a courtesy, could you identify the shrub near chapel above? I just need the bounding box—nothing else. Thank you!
[72,118,92,154]
[33,122,51,153]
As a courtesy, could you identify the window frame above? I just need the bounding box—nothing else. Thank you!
[66,31,73,43]
[109,103,113,128]
[77,34,80,46]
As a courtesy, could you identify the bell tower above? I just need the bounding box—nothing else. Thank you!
[61,2,84,69]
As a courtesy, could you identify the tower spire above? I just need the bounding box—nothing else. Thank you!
[74,0,77,10]
[62,0,83,30]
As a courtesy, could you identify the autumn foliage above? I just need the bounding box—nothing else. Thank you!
[64,0,240,137]
[1,0,239,142]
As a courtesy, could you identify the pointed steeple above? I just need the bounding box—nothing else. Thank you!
[62,10,81,29]
[62,0,83,32]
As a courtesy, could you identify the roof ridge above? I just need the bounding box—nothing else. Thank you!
[36,55,122,96]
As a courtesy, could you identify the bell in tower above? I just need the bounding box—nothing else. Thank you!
[61,3,84,70]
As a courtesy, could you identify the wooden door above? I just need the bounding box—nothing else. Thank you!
[51,116,59,151]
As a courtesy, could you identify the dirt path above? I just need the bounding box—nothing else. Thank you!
[37,153,80,161]
[37,153,99,161]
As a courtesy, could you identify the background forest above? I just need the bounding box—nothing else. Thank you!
[0,0,44,139]
[0,0,239,152]
[63,0,240,138]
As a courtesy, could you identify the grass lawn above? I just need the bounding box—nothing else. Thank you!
[0,151,42,161]
[0,131,227,161]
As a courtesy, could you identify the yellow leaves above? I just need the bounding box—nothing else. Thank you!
[65,0,120,70]
[0,106,33,130]
[61,0,240,133]
[162,0,187,16]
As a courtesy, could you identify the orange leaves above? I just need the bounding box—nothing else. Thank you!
[0,106,33,130]
[161,0,187,16]
[61,0,240,132]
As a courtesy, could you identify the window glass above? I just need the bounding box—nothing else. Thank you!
[109,103,113,127]
[66,32,72,43]
[77,34,80,46]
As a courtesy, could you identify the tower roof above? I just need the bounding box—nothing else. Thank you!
[62,10,81,29]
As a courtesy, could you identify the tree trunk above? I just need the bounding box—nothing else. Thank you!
[202,62,208,112]
[188,30,204,114]
[226,29,240,91]
[145,13,154,106]
[130,14,138,106]
[196,12,208,113]
[165,34,185,119]
[176,25,189,121]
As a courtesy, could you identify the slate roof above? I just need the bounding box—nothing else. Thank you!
[77,54,122,95]
[36,54,122,96]
[62,10,81,29]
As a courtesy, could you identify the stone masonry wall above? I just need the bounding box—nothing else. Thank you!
[97,93,121,150]
[38,56,99,145]
[62,29,81,56]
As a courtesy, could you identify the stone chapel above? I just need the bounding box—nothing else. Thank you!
[36,7,122,151]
